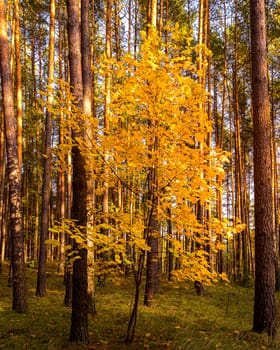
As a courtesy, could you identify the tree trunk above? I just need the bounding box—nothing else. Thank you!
[0,0,28,313]
[144,0,160,308]
[250,0,276,336]
[36,0,56,297]
[56,1,65,275]
[14,0,22,169]
[103,0,112,241]
[81,0,96,315]
[0,116,6,265]
[144,174,160,306]
[67,0,89,343]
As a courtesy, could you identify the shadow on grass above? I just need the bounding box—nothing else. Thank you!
[1,265,280,349]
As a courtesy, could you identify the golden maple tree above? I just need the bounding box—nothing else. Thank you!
[96,27,229,284]
[52,27,231,285]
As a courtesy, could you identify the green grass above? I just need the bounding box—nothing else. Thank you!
[0,264,280,349]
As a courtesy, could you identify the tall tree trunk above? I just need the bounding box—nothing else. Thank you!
[250,0,276,336]
[114,0,121,61]
[147,0,157,33]
[144,0,160,307]
[81,0,96,315]
[128,0,132,54]
[144,184,160,306]
[0,116,6,266]
[167,206,173,281]
[14,0,22,169]
[36,0,56,297]
[0,0,28,313]
[103,0,112,243]
[195,0,209,266]
[67,0,89,343]
[56,0,65,275]
[271,64,280,291]
[233,0,246,282]
[57,2,72,306]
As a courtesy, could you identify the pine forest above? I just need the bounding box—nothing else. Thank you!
[0,0,280,348]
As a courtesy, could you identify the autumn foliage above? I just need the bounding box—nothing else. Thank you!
[53,27,230,285]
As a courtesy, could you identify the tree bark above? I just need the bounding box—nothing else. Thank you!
[250,0,276,336]
[144,0,160,308]
[14,0,22,169]
[81,0,96,315]
[36,0,56,297]
[0,114,6,266]
[103,0,112,241]
[67,0,89,343]
[0,0,28,313]
[144,189,160,305]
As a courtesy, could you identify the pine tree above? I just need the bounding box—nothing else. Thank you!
[0,0,28,313]
[250,0,276,336]
[67,0,89,343]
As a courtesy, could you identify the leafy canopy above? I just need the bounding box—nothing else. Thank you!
[51,26,229,284]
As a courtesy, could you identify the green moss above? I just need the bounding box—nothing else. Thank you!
[0,265,279,349]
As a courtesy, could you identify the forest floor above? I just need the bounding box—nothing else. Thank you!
[0,264,280,349]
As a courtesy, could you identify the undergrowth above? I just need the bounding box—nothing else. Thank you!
[0,263,279,349]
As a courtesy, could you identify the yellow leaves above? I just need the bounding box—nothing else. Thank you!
[195,131,207,144]
[215,241,226,251]
[45,239,61,248]
[232,223,247,235]
[46,26,234,286]
[95,186,108,196]
[170,249,214,284]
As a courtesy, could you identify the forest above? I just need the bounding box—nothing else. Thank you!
[0,0,280,348]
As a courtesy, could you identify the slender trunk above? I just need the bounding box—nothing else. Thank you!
[128,0,131,54]
[0,0,28,313]
[0,116,6,265]
[270,63,280,291]
[167,207,173,281]
[144,0,160,307]
[36,0,55,297]
[64,143,73,306]
[81,0,96,315]
[103,0,112,233]
[233,0,242,281]
[14,0,22,168]
[114,0,121,61]
[125,250,145,343]
[144,171,160,306]
[57,1,65,274]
